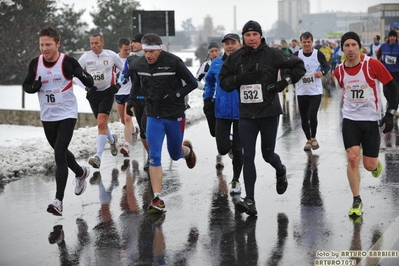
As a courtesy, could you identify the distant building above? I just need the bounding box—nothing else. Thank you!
[278,0,310,36]
[278,1,398,47]
[366,4,399,44]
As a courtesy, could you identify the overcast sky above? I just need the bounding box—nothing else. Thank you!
[63,0,396,32]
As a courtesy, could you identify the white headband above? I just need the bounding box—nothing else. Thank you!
[142,44,162,50]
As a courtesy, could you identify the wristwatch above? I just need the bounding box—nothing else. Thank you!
[285,77,292,85]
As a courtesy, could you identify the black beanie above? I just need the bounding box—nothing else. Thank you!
[242,20,262,36]
[340,31,361,51]
[207,41,220,51]
[388,30,397,37]
[132,33,144,43]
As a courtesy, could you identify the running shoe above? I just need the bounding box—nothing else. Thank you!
[120,145,130,157]
[372,161,382,178]
[75,166,90,195]
[183,140,196,169]
[147,196,166,214]
[215,155,224,170]
[131,126,140,143]
[112,168,119,187]
[235,197,257,216]
[229,180,241,194]
[311,138,319,150]
[121,159,130,172]
[90,171,102,185]
[349,197,363,216]
[276,165,288,195]
[88,155,101,169]
[48,225,64,244]
[109,134,118,156]
[304,140,311,151]
[47,199,63,216]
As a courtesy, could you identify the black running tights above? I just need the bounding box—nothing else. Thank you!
[42,118,82,201]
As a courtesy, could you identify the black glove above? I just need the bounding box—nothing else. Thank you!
[126,99,134,116]
[203,98,215,116]
[32,76,42,92]
[74,68,93,87]
[234,70,262,84]
[86,86,97,100]
[380,112,394,133]
[267,79,289,93]
[110,83,121,94]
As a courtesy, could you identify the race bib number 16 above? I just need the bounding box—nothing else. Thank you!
[240,84,263,103]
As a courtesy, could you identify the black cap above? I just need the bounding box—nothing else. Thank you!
[242,20,262,36]
[222,33,240,43]
[207,41,220,50]
[340,31,361,51]
[132,33,144,43]
[374,35,380,41]
[388,30,397,37]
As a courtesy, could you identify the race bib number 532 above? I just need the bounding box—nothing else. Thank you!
[240,84,263,103]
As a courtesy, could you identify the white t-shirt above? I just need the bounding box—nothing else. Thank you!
[78,49,124,91]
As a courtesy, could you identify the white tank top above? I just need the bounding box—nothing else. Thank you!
[36,53,77,121]
[296,49,323,95]
[370,43,381,59]
[337,56,383,121]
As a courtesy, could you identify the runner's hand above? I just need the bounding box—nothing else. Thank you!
[267,79,288,93]
[380,112,394,133]
[32,76,42,92]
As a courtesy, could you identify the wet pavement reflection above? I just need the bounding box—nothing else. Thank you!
[1,84,399,265]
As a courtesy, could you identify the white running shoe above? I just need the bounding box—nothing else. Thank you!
[230,181,242,194]
[75,166,90,195]
[47,199,63,216]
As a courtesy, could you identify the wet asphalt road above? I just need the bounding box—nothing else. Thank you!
[1,84,399,266]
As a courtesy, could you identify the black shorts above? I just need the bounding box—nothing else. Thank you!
[342,118,380,157]
[88,89,115,118]
[114,94,129,105]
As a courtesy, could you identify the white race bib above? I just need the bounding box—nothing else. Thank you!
[385,55,397,65]
[345,83,370,103]
[91,70,107,84]
[43,88,63,107]
[301,73,315,85]
[240,84,263,103]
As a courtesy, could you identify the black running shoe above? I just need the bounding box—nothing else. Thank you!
[235,197,257,216]
[276,165,288,195]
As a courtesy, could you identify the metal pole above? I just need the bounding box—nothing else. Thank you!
[165,11,169,52]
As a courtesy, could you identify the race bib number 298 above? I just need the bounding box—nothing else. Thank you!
[240,84,263,103]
